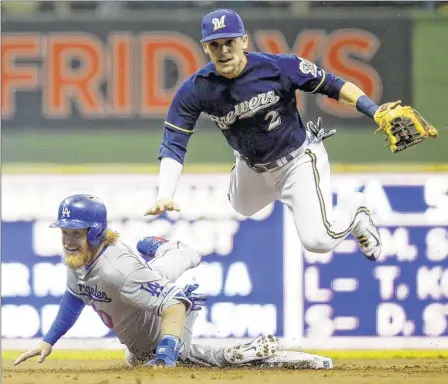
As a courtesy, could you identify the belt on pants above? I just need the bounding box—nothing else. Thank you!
[239,152,296,174]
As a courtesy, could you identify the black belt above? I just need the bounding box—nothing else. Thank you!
[240,153,295,174]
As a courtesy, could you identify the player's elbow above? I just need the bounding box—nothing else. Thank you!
[320,75,346,100]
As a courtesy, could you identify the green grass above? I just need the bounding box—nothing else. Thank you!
[2,129,234,164]
[3,128,448,164]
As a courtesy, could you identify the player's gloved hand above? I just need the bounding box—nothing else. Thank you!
[373,100,402,130]
[145,198,181,216]
[183,283,208,311]
[306,117,336,141]
[145,335,183,368]
[373,101,438,153]
[13,341,53,366]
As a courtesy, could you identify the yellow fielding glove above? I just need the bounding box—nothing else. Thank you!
[373,102,438,153]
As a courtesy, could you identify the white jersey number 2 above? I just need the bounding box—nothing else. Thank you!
[265,110,282,131]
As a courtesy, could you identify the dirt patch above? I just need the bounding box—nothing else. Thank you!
[3,358,448,384]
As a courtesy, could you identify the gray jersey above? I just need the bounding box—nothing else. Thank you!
[66,240,191,355]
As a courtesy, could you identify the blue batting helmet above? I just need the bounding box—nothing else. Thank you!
[50,194,107,247]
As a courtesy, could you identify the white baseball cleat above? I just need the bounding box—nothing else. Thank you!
[355,211,382,261]
[223,335,279,365]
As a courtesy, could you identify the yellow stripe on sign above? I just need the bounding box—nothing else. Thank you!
[2,163,448,175]
[2,350,448,361]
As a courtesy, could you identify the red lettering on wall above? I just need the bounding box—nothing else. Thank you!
[45,34,105,118]
[253,30,289,54]
[140,32,205,116]
[2,28,384,122]
[1,35,41,118]
[109,33,133,116]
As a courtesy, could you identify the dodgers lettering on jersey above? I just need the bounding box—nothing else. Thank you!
[66,240,191,355]
[160,52,345,165]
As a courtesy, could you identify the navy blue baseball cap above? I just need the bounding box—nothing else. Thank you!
[200,9,245,43]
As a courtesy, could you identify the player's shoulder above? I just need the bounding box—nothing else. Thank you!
[248,51,297,66]
[100,240,147,283]
[178,62,216,90]
[245,52,301,77]
[196,61,219,78]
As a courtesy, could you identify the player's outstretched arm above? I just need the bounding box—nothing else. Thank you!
[145,158,183,216]
[145,197,181,216]
[13,341,53,365]
[338,81,402,117]
[145,77,202,217]
[13,290,85,366]
[286,56,400,123]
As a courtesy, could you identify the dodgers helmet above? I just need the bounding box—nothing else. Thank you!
[50,194,107,247]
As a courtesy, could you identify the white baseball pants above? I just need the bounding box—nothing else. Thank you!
[149,240,202,282]
[228,134,369,253]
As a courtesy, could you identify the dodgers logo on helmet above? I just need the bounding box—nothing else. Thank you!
[61,206,71,218]
[50,194,107,247]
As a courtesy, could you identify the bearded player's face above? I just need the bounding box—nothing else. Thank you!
[203,35,248,79]
[61,228,93,269]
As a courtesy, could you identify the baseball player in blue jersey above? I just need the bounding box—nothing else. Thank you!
[145,8,438,260]
[13,194,333,369]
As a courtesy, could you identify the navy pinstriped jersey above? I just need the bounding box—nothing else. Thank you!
[159,52,345,165]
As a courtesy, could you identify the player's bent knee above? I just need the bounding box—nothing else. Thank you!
[185,247,202,268]
[229,198,260,217]
[300,236,334,253]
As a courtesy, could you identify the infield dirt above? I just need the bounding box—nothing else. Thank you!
[2,358,448,384]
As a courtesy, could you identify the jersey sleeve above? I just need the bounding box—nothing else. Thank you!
[164,78,202,134]
[119,263,192,316]
[43,290,85,345]
[281,54,345,98]
[159,78,203,163]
